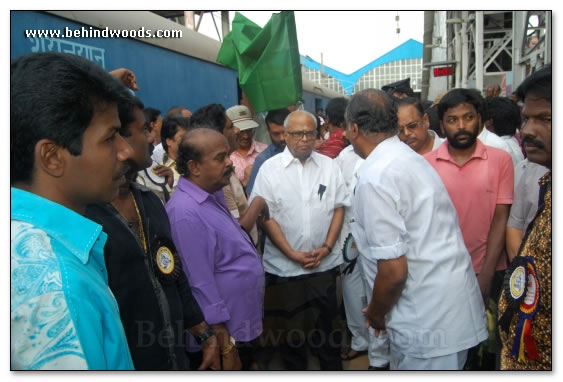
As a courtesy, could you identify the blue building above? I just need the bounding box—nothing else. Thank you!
[301,39,423,95]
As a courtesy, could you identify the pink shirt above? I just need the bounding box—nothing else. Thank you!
[230,140,268,183]
[424,140,514,274]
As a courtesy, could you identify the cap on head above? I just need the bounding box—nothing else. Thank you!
[226,105,259,131]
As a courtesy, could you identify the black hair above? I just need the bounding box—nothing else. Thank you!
[395,97,424,117]
[161,115,190,153]
[485,97,521,137]
[190,104,227,133]
[325,97,349,127]
[265,108,291,127]
[117,96,145,137]
[425,106,444,138]
[515,64,551,102]
[142,107,161,131]
[437,88,484,121]
[11,52,131,185]
[344,89,398,134]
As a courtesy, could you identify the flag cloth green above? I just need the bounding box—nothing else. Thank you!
[217,11,302,113]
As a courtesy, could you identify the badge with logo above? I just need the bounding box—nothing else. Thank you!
[499,256,541,362]
[151,237,182,284]
[342,233,360,263]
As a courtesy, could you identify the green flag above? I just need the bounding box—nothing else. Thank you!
[217,11,302,113]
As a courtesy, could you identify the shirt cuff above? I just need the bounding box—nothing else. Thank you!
[201,302,231,326]
[367,241,409,261]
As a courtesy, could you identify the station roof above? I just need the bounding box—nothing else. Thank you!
[301,38,423,94]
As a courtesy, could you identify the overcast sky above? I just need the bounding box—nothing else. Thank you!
[197,11,424,74]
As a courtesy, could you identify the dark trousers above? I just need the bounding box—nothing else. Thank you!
[261,268,342,370]
[186,339,258,370]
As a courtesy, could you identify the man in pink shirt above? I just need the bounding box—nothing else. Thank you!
[425,88,514,305]
[227,105,268,188]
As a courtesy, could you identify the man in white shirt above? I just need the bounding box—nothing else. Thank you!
[334,145,391,370]
[484,97,525,168]
[396,97,444,155]
[344,89,487,370]
[250,110,350,370]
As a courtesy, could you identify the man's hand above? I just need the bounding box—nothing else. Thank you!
[362,306,387,337]
[198,335,220,370]
[289,250,316,268]
[109,68,139,91]
[256,200,270,226]
[153,164,174,188]
[308,246,331,268]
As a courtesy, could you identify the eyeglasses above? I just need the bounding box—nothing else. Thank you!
[287,130,317,140]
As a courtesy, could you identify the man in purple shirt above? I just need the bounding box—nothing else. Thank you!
[166,128,265,370]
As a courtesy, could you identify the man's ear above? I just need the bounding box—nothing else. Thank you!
[34,139,66,178]
[423,113,431,130]
[348,122,360,139]
[187,160,200,177]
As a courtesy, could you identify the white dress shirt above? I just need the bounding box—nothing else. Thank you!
[501,135,525,168]
[250,147,351,277]
[428,130,445,151]
[334,145,364,252]
[479,128,512,155]
[351,136,487,358]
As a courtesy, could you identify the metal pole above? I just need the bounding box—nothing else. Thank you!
[475,11,484,91]
[512,11,528,89]
[221,11,230,39]
[461,11,469,88]
[422,11,435,100]
[184,11,195,30]
[545,11,551,65]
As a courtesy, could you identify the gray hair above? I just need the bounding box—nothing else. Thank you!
[283,110,318,131]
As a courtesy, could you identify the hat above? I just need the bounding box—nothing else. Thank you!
[226,105,259,131]
[382,78,413,96]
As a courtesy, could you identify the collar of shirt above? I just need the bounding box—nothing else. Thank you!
[362,135,401,167]
[280,145,321,169]
[11,187,106,265]
[435,137,488,165]
[177,176,214,204]
[232,139,261,159]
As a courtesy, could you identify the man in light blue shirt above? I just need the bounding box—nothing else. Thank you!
[11,52,135,370]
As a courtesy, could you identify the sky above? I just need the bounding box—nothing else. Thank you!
[195,11,424,74]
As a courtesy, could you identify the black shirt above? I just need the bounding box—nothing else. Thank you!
[86,183,204,370]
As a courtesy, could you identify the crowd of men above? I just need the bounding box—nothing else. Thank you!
[11,51,551,371]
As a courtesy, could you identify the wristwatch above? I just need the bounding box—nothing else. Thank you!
[195,327,216,345]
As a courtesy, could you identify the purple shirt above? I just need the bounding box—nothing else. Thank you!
[166,177,264,344]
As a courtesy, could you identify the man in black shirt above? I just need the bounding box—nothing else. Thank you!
[86,94,220,370]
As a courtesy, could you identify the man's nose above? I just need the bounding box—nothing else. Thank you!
[116,133,134,161]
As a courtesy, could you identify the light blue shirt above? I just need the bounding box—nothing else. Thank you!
[11,188,134,370]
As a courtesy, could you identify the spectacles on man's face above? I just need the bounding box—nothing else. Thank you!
[287,130,317,140]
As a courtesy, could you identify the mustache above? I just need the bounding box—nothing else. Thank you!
[521,136,545,149]
[453,130,474,139]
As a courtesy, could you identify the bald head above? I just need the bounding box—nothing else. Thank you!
[176,128,232,189]
[345,89,398,135]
